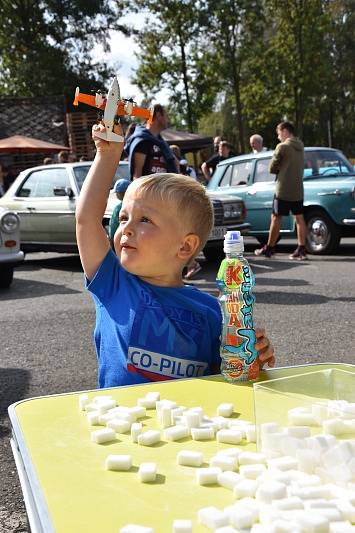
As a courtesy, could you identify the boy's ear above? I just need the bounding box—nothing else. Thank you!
[178,233,200,260]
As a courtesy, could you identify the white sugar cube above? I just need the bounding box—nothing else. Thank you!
[270,519,302,532]
[105,454,132,471]
[172,519,192,533]
[145,391,160,401]
[171,407,187,422]
[230,507,255,529]
[198,506,229,529]
[128,406,146,420]
[90,428,116,444]
[137,430,160,446]
[138,462,157,482]
[159,406,173,428]
[216,447,242,460]
[256,481,287,503]
[272,497,304,511]
[183,411,200,429]
[216,429,243,444]
[156,400,177,413]
[137,398,156,409]
[286,426,311,438]
[214,527,238,533]
[296,449,318,474]
[323,418,348,436]
[261,422,280,436]
[211,416,230,430]
[217,403,234,417]
[177,450,203,467]
[87,411,100,425]
[239,451,267,465]
[107,419,131,434]
[191,427,214,440]
[267,456,299,471]
[288,408,318,426]
[239,464,267,479]
[196,467,221,485]
[79,393,90,411]
[131,422,143,443]
[85,402,100,412]
[329,522,354,532]
[210,455,238,471]
[298,512,330,532]
[233,479,258,498]
[245,425,257,443]
[164,425,189,441]
[93,395,114,404]
[95,399,117,413]
[218,470,242,490]
[120,525,153,533]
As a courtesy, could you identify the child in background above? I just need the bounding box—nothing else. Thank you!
[76,122,275,388]
[108,178,130,242]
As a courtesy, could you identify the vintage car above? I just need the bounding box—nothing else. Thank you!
[0,161,249,261]
[207,147,355,254]
[0,207,24,288]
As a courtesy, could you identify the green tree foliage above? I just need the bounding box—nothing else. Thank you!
[131,0,220,132]
[0,0,126,98]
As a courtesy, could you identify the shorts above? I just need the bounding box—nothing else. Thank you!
[273,196,304,216]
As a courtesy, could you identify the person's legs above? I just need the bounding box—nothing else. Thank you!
[267,214,282,247]
[289,206,307,260]
[294,213,307,246]
[184,259,202,279]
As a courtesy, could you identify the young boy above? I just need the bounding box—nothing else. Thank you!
[76,123,275,388]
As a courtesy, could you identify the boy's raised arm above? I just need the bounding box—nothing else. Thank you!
[76,123,124,280]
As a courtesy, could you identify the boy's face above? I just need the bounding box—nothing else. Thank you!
[114,189,198,286]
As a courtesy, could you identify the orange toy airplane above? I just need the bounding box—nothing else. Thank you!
[73,76,153,142]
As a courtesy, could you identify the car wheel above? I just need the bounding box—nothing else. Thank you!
[305,210,340,254]
[203,246,224,263]
[0,266,14,288]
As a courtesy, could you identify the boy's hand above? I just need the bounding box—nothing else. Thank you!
[255,327,275,370]
[92,122,124,155]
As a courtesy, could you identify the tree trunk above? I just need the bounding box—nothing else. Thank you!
[178,31,194,133]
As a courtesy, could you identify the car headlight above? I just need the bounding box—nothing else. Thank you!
[1,212,20,233]
[223,202,242,219]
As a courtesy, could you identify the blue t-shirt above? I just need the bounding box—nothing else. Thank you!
[86,250,222,388]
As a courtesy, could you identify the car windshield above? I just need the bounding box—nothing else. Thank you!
[73,164,130,191]
[304,150,354,178]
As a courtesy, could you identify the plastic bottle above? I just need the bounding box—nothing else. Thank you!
[216,230,258,382]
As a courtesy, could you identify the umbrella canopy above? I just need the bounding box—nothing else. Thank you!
[0,135,70,153]
[162,128,213,153]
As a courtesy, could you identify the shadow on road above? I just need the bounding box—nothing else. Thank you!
[0,368,30,438]
[19,253,83,273]
[0,278,81,301]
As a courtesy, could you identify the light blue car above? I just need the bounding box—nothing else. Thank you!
[207,147,355,254]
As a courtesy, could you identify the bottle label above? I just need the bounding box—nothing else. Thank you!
[218,258,258,382]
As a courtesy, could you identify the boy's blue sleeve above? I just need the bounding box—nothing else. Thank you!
[86,249,121,303]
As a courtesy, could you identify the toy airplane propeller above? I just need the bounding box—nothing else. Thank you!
[73,76,153,143]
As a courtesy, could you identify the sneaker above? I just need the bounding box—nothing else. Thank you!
[254,244,274,258]
[184,262,202,279]
[289,246,307,260]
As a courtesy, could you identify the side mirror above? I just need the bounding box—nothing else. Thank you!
[65,186,75,199]
[53,186,75,198]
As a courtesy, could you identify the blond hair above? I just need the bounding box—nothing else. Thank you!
[129,174,214,251]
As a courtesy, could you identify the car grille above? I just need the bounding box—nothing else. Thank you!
[211,199,224,225]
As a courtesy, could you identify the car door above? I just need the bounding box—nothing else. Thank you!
[14,167,76,244]
[238,158,293,233]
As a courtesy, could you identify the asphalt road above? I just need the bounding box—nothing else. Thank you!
[1,238,355,532]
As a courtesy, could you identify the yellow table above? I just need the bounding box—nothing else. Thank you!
[9,363,355,533]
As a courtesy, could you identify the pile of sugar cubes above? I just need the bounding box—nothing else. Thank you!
[78,392,355,532]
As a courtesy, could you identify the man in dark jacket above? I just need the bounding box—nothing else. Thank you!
[255,121,307,260]
[124,104,177,180]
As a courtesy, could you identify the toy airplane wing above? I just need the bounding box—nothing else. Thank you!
[73,76,154,137]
